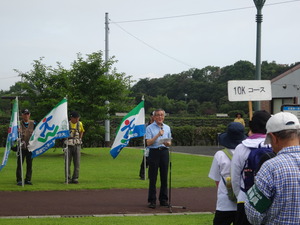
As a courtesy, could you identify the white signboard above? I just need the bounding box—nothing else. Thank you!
[228,80,272,102]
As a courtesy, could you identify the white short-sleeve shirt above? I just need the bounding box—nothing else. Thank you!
[208,149,237,211]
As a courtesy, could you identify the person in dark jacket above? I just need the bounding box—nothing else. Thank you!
[16,109,37,186]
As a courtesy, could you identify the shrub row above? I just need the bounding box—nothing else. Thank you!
[0,117,248,148]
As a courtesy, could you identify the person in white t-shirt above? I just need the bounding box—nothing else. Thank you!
[209,122,246,225]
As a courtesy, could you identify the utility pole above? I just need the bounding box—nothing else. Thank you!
[253,0,266,111]
[105,12,109,72]
[104,12,110,147]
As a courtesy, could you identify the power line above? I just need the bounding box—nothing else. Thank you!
[112,0,300,24]
[0,75,19,80]
[110,0,299,71]
[111,21,196,69]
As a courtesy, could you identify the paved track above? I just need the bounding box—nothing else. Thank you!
[0,146,219,218]
[172,145,222,156]
[0,187,216,217]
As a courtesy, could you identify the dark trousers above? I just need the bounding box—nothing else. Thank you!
[213,210,237,225]
[148,148,169,203]
[139,156,149,179]
[235,203,252,225]
[16,149,33,182]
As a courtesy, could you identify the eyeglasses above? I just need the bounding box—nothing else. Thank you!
[155,114,164,117]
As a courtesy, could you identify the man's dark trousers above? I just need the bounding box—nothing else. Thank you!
[148,148,169,204]
[139,156,149,179]
[16,149,33,182]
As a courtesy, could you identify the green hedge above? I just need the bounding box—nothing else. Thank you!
[0,124,7,147]
[125,125,229,147]
[171,125,227,146]
[0,116,247,148]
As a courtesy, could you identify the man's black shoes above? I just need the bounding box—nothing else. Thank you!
[160,201,169,207]
[17,181,33,185]
[25,180,32,185]
[148,201,169,209]
[148,202,156,209]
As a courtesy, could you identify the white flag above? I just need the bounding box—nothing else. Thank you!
[28,98,70,158]
[110,101,145,158]
[0,97,19,171]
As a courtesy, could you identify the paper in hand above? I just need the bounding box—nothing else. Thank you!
[158,138,172,145]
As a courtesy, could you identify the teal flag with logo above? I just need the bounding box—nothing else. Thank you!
[110,101,145,158]
[28,98,70,158]
[0,97,19,171]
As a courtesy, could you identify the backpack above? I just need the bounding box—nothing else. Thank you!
[241,143,273,192]
[64,121,82,146]
[221,148,237,202]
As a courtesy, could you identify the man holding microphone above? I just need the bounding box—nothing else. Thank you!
[146,109,172,209]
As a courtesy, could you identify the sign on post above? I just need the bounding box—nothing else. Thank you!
[228,80,272,102]
[281,105,300,120]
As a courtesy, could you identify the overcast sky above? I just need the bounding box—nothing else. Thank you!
[0,0,299,91]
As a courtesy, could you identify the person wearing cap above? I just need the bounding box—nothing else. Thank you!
[209,122,247,225]
[231,110,271,225]
[64,111,85,184]
[16,109,37,186]
[139,112,154,180]
[245,112,300,225]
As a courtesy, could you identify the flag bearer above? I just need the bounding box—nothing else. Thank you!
[64,111,85,184]
[16,109,37,186]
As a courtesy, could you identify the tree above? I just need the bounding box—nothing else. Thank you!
[13,51,132,121]
[131,60,295,115]
[191,66,221,83]
[187,99,200,114]
[218,60,255,84]
[198,102,217,115]
[261,61,290,80]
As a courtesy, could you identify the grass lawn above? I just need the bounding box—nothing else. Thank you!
[0,147,215,224]
[0,147,214,191]
[0,214,215,225]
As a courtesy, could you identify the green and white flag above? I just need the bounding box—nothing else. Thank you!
[28,98,70,158]
[110,101,145,158]
[0,97,19,171]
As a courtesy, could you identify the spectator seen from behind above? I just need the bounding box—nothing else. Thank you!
[245,112,300,225]
[209,122,247,225]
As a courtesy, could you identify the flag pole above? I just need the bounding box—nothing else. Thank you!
[16,97,24,187]
[65,96,69,184]
[65,141,69,184]
[141,96,147,180]
[143,135,147,180]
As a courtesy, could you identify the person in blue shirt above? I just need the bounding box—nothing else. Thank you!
[146,109,172,209]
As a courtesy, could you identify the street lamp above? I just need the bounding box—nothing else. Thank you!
[253,0,266,111]
[104,100,110,147]
[184,93,188,112]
